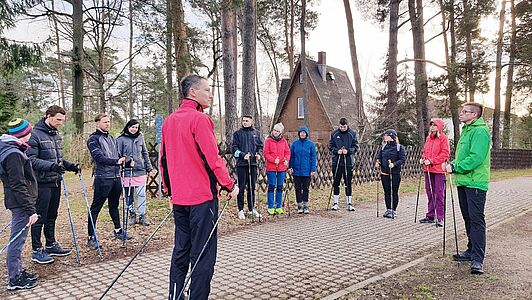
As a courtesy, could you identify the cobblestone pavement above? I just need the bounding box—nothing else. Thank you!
[5,176,532,299]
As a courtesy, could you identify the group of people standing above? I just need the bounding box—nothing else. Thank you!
[0,107,154,291]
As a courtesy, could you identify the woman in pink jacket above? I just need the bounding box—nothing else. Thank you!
[264,123,291,215]
[419,119,450,227]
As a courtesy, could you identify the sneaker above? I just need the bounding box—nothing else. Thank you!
[267,208,275,215]
[87,236,99,250]
[251,210,262,218]
[331,203,339,211]
[138,214,150,226]
[21,270,37,281]
[114,229,133,240]
[275,208,284,214]
[383,209,392,218]
[297,208,304,214]
[31,249,54,264]
[7,273,37,291]
[391,210,397,218]
[470,261,484,274]
[419,217,435,224]
[128,212,136,226]
[347,204,355,211]
[453,250,472,262]
[303,207,310,214]
[237,210,245,219]
[45,242,71,257]
[435,220,444,227]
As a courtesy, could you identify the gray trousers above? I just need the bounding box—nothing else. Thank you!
[7,208,29,282]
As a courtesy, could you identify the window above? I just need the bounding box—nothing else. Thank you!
[297,97,304,119]
[299,73,303,83]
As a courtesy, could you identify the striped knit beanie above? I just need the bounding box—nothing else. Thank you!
[7,118,33,138]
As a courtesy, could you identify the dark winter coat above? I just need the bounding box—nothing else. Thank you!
[0,135,37,216]
[87,129,120,178]
[231,126,264,167]
[27,119,76,187]
[377,141,406,175]
[328,127,359,168]
[116,133,153,177]
[289,126,317,177]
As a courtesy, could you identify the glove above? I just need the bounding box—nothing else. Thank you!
[73,164,82,174]
[125,156,134,168]
[50,163,66,174]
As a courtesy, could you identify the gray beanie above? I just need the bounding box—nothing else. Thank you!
[273,122,284,133]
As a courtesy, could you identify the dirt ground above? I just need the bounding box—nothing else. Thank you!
[343,210,532,300]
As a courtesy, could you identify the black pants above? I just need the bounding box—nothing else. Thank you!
[293,176,311,203]
[457,186,487,263]
[88,177,122,236]
[332,165,353,196]
[168,200,218,300]
[31,186,61,250]
[236,165,257,211]
[381,173,401,210]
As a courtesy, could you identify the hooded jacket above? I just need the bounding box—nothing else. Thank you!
[0,134,37,216]
[421,119,450,174]
[328,127,359,167]
[87,129,121,178]
[377,141,406,175]
[231,126,264,167]
[289,126,317,177]
[451,117,491,191]
[264,135,290,172]
[117,133,153,177]
[27,119,76,186]
[160,99,235,205]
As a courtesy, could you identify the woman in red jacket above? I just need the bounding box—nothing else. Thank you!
[264,123,291,215]
[419,119,450,227]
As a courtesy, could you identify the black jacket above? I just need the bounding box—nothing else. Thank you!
[27,119,76,186]
[377,142,406,175]
[231,126,264,167]
[0,135,37,216]
[87,129,120,178]
[328,128,359,167]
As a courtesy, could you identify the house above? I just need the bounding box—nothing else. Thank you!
[272,52,362,143]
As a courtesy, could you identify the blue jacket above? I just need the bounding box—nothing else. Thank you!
[87,129,120,178]
[377,141,406,175]
[289,126,317,177]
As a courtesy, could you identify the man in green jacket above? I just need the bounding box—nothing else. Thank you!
[446,102,490,274]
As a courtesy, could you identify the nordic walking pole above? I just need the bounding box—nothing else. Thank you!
[426,169,437,227]
[100,209,173,299]
[388,160,394,219]
[343,152,348,207]
[177,196,234,300]
[0,226,28,254]
[326,154,342,211]
[447,171,459,256]
[257,158,262,223]
[0,221,11,237]
[122,166,134,252]
[248,156,255,223]
[414,170,423,223]
[79,174,103,260]
[443,174,447,256]
[120,165,127,250]
[61,175,81,265]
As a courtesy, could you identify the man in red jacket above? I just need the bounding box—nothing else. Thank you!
[419,119,450,227]
[161,74,238,300]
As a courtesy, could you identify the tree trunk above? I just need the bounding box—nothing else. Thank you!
[463,0,475,102]
[409,0,430,144]
[502,0,516,148]
[51,0,66,109]
[283,0,293,73]
[300,0,310,127]
[492,0,507,149]
[171,0,190,103]
[343,0,367,129]
[222,2,239,144]
[386,0,400,128]
[241,0,257,119]
[256,62,263,133]
[166,0,174,115]
[98,10,106,113]
[128,0,134,119]
[72,0,84,133]
[449,0,461,147]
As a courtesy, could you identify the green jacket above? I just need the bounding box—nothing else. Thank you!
[452,117,491,191]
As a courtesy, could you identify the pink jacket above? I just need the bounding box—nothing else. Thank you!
[263,136,290,172]
[421,119,450,174]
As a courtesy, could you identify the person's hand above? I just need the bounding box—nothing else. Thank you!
[342,148,348,155]
[274,157,280,165]
[284,160,289,167]
[50,163,66,174]
[445,163,453,173]
[311,171,316,177]
[388,162,394,169]
[423,159,431,165]
[27,213,39,226]
[419,158,424,164]
[130,160,135,167]
[338,149,343,155]
[228,185,239,199]
[374,160,381,170]
[244,153,251,161]
[255,154,261,161]
[287,168,293,175]
[117,157,126,165]
[74,164,82,174]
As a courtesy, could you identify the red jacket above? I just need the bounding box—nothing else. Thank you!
[264,135,290,172]
[160,99,234,205]
[421,119,450,174]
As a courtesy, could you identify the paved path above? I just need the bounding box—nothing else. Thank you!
[5,176,532,299]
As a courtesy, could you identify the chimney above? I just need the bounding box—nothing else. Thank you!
[317,51,326,81]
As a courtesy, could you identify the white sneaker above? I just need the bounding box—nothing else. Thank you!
[297,208,304,214]
[347,204,355,211]
[251,209,262,218]
[237,210,245,220]
[331,203,339,211]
